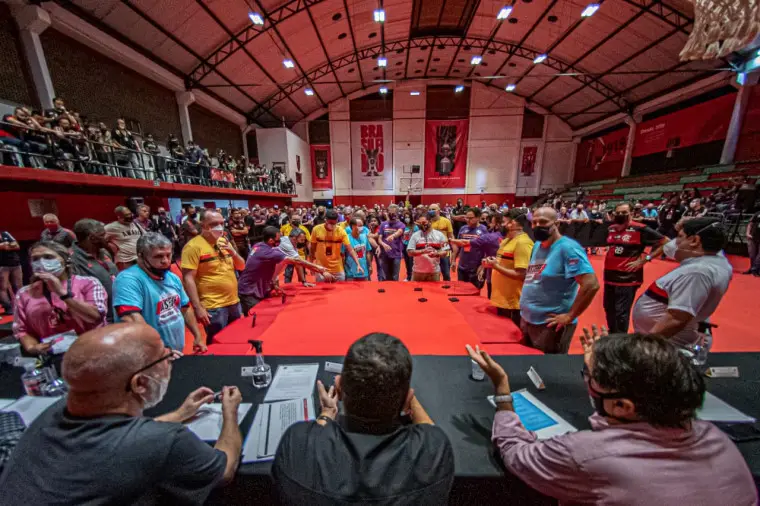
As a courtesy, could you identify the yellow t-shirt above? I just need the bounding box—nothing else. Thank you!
[490,232,534,310]
[280,224,311,259]
[431,216,453,257]
[338,221,349,229]
[310,224,350,273]
[181,235,239,309]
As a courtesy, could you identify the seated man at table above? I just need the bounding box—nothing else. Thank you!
[273,333,455,504]
[465,331,757,506]
[0,323,244,505]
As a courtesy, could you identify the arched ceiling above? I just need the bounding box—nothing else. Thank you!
[61,0,727,130]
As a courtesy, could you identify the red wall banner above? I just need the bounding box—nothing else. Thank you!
[574,127,629,182]
[520,146,538,176]
[310,144,332,190]
[633,93,736,158]
[424,119,469,189]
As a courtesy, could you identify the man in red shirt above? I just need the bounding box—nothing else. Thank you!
[603,203,667,333]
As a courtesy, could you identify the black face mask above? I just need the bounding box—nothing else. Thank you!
[123,216,134,223]
[421,223,431,231]
[190,213,197,219]
[296,242,306,248]
[533,225,553,241]
[500,227,508,236]
[614,214,629,225]
[142,256,169,278]
[389,213,398,220]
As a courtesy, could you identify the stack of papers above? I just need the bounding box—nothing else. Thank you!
[185,403,252,441]
[242,363,320,463]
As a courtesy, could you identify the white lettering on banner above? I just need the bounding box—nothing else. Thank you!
[350,121,393,190]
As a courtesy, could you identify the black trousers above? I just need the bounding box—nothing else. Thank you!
[603,284,638,333]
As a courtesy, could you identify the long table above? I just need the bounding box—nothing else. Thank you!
[1,353,759,505]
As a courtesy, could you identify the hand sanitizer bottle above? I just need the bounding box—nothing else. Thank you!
[251,340,272,389]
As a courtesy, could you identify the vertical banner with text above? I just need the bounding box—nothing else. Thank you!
[424,119,469,188]
[310,144,332,190]
[350,121,394,190]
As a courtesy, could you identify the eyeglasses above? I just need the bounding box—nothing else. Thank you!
[126,347,181,391]
[581,365,625,401]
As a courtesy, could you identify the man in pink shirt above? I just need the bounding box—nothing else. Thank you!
[466,329,757,506]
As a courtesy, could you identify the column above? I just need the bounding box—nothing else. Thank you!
[14,5,54,109]
[621,115,639,177]
[176,91,195,144]
[241,124,253,160]
[721,72,759,164]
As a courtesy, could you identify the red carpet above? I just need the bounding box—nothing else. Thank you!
[183,254,759,357]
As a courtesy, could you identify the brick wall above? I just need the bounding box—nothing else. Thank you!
[40,29,181,140]
[188,104,242,157]
[0,4,35,107]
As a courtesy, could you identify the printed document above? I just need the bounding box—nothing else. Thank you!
[263,363,319,402]
[185,403,252,441]
[242,397,315,463]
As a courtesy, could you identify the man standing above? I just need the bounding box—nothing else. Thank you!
[0,230,21,315]
[520,207,599,353]
[744,209,760,276]
[0,323,243,504]
[154,207,178,244]
[658,196,685,238]
[377,205,405,281]
[309,209,363,282]
[180,206,200,250]
[428,204,454,281]
[450,213,505,298]
[277,228,331,286]
[345,218,371,281]
[227,209,250,259]
[641,202,659,230]
[71,219,119,323]
[633,218,732,352]
[105,206,143,271]
[280,213,311,283]
[450,198,468,238]
[114,233,206,352]
[451,207,488,288]
[182,211,246,343]
[274,333,454,504]
[41,213,76,248]
[602,203,667,333]
[134,204,154,233]
[407,214,450,282]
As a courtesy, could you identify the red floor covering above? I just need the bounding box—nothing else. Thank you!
[200,253,760,357]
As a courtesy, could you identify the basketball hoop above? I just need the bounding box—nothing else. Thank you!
[680,0,760,60]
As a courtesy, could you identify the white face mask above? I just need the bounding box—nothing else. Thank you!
[32,258,65,276]
[209,225,225,240]
[142,373,169,409]
[663,239,678,260]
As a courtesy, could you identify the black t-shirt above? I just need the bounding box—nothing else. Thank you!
[112,128,137,150]
[273,418,455,506]
[0,401,226,505]
[750,212,760,242]
[0,231,20,267]
[659,205,684,227]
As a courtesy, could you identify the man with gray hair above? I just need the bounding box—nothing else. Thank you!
[113,232,205,352]
[105,206,143,270]
[0,323,243,504]
[40,213,76,248]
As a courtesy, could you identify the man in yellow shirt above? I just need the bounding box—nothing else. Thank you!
[181,210,246,344]
[309,209,364,282]
[280,214,311,283]
[428,204,454,281]
[482,210,533,327]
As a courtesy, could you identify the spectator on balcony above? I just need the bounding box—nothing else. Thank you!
[53,116,88,172]
[185,140,203,184]
[105,206,143,271]
[43,97,76,127]
[41,213,76,248]
[167,134,184,183]
[684,198,708,219]
[3,106,53,168]
[0,108,29,166]
[88,122,115,176]
[141,133,161,180]
[112,118,141,179]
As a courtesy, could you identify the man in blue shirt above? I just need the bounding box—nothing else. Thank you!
[113,233,205,352]
[520,207,600,354]
[344,218,371,280]
[451,207,488,289]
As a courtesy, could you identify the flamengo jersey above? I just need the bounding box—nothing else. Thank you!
[604,221,664,286]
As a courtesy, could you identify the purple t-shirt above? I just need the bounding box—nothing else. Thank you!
[472,231,504,282]
[457,224,488,270]
[238,242,286,299]
[378,220,406,259]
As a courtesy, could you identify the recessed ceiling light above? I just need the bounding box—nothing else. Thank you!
[410,91,420,96]
[458,59,465,63]
[471,55,482,65]
[248,12,264,25]
[548,15,558,22]
[396,61,403,65]
[338,33,347,40]
[396,49,404,54]
[332,12,342,21]
[506,84,516,92]
[374,9,385,22]
[305,88,314,96]
[497,6,512,20]
[379,87,388,94]
[283,59,295,68]
[464,45,472,51]
[416,59,424,63]
[438,44,445,50]
[378,56,387,67]
[533,54,547,64]
[369,32,377,38]
[509,17,518,24]
[433,57,440,62]
[581,3,600,17]
[454,85,464,93]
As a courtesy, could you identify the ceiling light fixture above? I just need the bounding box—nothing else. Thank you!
[248,12,264,25]
[378,56,387,67]
[581,3,600,17]
[505,84,516,92]
[379,87,388,94]
[374,9,385,22]
[410,91,420,96]
[454,85,464,93]
[305,88,314,96]
[497,6,513,20]
[283,59,295,68]
[471,55,482,65]
[533,54,547,64]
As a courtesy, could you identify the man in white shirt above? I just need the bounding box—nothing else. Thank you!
[632,218,732,350]
[105,206,143,271]
[406,214,449,282]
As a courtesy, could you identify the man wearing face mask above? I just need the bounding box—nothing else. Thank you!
[450,208,488,288]
[182,211,246,343]
[407,214,450,282]
[155,206,178,244]
[71,219,119,323]
[465,329,756,506]
[40,213,76,248]
[520,207,599,354]
[428,204,454,281]
[280,214,311,283]
[309,210,364,282]
[377,205,406,281]
[632,218,732,351]
[105,206,143,271]
[0,323,244,504]
[180,205,201,249]
[602,203,667,333]
[113,233,205,352]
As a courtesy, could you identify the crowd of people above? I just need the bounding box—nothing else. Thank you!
[0,98,296,193]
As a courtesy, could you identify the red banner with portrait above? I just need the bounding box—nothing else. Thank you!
[574,127,629,182]
[521,146,538,176]
[424,119,469,189]
[310,144,332,190]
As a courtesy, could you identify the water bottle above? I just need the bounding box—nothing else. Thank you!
[21,363,47,396]
[471,360,485,381]
[250,340,272,389]
[42,378,68,397]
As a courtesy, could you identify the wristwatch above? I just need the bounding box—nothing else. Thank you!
[59,292,73,301]
[493,394,513,405]
[645,255,652,262]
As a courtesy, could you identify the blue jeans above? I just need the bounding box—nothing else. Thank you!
[381,256,401,281]
[284,264,294,283]
[206,303,242,344]
[440,255,451,281]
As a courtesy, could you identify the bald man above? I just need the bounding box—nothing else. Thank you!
[0,323,243,505]
[520,207,599,354]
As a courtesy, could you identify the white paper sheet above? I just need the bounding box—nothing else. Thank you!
[0,399,15,410]
[697,392,756,423]
[184,403,252,441]
[263,363,319,403]
[42,331,78,354]
[242,397,316,463]
[1,396,60,425]
[488,389,577,439]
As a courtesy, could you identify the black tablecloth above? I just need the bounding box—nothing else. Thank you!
[1,353,759,505]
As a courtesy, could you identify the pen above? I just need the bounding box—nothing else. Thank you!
[212,390,223,401]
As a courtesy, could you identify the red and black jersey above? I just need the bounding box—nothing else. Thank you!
[604,221,665,286]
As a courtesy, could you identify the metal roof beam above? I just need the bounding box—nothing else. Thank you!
[342,0,365,90]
